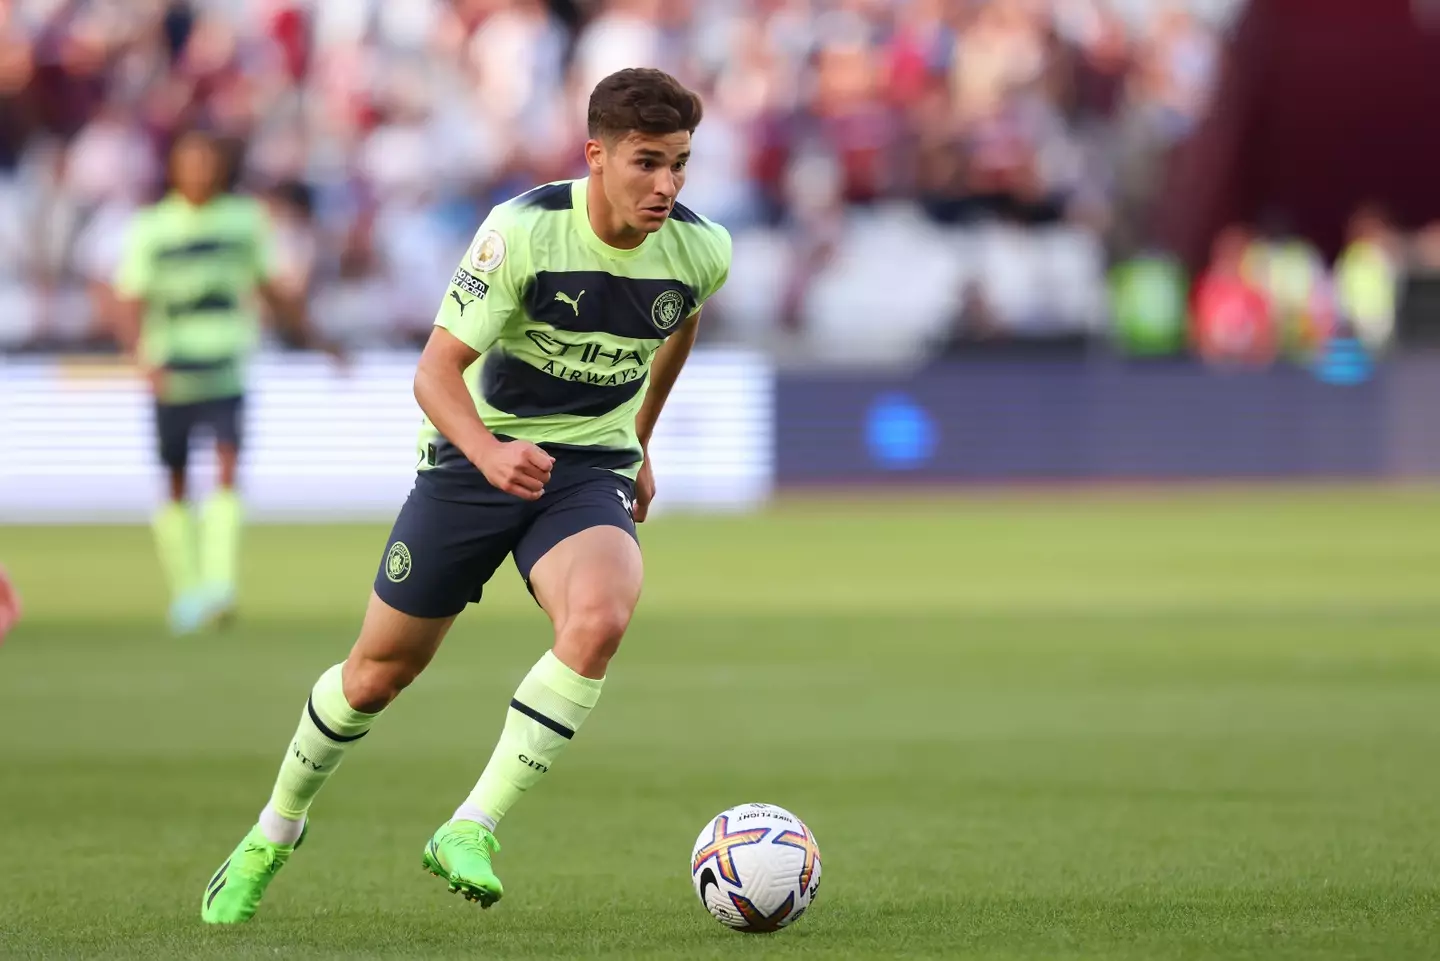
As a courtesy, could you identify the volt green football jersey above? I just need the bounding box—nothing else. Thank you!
[115,193,275,404]
[423,178,732,479]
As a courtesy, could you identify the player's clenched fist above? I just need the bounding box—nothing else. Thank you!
[634,458,656,523]
[476,441,554,501]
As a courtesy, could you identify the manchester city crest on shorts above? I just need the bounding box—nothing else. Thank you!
[385,541,412,583]
[651,289,686,330]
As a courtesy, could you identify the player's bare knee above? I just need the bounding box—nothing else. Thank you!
[341,653,419,713]
[554,601,632,673]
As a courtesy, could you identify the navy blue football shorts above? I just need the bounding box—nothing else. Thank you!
[154,395,244,472]
[373,460,639,619]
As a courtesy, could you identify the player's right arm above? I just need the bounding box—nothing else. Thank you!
[414,215,554,500]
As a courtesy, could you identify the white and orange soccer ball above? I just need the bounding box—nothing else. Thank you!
[690,803,822,933]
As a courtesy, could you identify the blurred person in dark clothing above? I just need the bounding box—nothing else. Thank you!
[932,278,1003,354]
[809,26,896,207]
[26,10,110,143]
[0,14,36,172]
[913,83,970,224]
[1067,4,1132,126]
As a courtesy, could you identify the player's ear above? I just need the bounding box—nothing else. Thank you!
[584,139,607,174]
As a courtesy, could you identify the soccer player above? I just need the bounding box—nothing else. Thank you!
[200,68,731,923]
[115,130,319,634]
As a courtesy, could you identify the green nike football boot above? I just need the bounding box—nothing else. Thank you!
[422,820,504,907]
[201,822,308,924]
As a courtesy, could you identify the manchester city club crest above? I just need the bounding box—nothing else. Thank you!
[651,289,686,330]
[385,541,412,583]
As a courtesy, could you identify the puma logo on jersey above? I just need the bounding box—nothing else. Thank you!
[450,290,474,315]
[555,290,586,316]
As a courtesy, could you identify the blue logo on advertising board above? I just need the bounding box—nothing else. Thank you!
[865,393,938,469]
[1314,335,1373,385]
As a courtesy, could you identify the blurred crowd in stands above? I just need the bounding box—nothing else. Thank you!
[1083,206,1439,375]
[2,0,1428,371]
[1098,205,1440,375]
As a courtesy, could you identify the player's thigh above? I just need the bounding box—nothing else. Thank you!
[201,396,244,485]
[196,395,245,450]
[373,473,525,620]
[154,400,196,473]
[517,478,644,638]
[353,590,455,662]
[343,590,457,709]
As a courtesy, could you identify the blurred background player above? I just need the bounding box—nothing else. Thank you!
[113,129,321,635]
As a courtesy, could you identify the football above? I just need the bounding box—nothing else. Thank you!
[690,803,822,933]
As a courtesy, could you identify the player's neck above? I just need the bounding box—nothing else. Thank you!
[176,189,217,208]
[585,178,645,251]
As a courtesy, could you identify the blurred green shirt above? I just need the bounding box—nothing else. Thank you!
[1335,240,1396,353]
[115,193,275,404]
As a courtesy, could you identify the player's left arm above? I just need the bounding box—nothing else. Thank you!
[633,223,731,521]
[632,225,731,521]
[631,309,700,522]
[635,309,701,446]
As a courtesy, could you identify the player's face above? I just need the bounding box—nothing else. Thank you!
[594,131,691,235]
[172,139,223,200]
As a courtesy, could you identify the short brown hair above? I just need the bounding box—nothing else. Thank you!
[587,68,703,141]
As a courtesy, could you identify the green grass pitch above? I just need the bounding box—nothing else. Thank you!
[2,488,1439,960]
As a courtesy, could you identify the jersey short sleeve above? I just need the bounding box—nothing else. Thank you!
[434,209,528,354]
[114,211,153,299]
[695,222,733,312]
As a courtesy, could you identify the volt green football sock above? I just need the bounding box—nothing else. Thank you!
[199,488,242,599]
[455,651,605,830]
[267,664,382,823]
[152,501,198,600]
